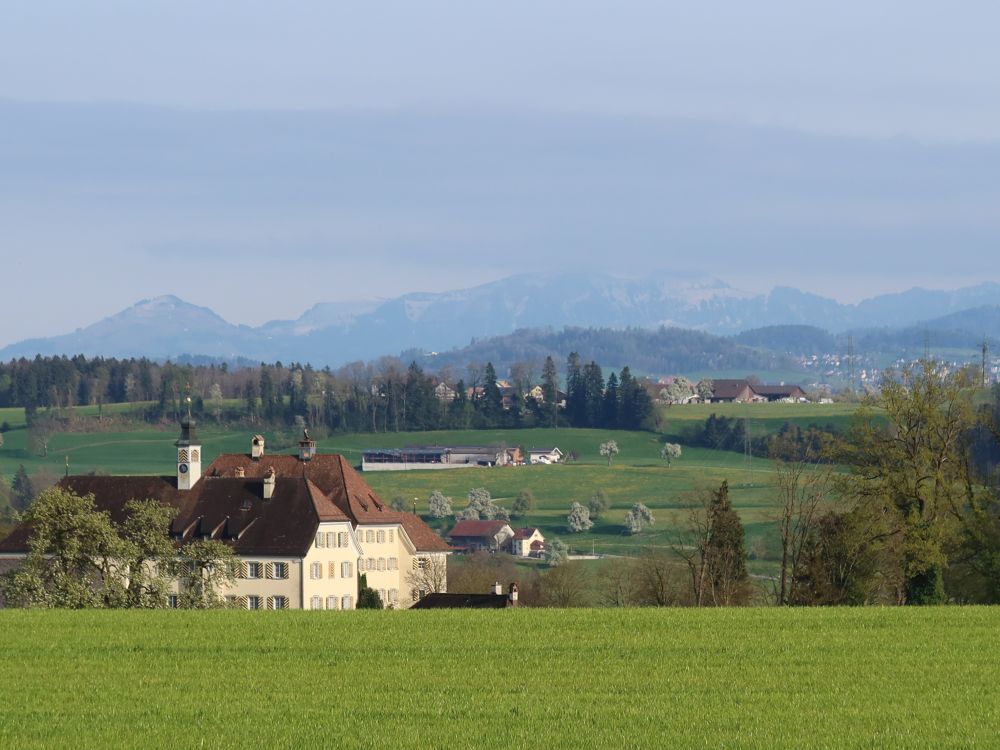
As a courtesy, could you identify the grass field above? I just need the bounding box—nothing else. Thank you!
[0,608,997,749]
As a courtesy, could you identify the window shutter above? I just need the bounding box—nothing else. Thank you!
[412,558,418,570]
[329,562,336,578]
[266,596,274,610]
[281,597,289,610]
[236,596,248,609]
[237,560,248,578]
[265,562,274,579]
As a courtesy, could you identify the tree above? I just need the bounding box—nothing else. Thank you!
[538,562,589,607]
[588,490,609,520]
[661,443,682,467]
[481,362,504,424]
[634,546,689,606]
[173,540,237,609]
[771,459,831,605]
[26,412,57,458]
[676,481,751,606]
[406,555,448,599]
[599,557,641,607]
[459,487,508,521]
[357,573,384,609]
[2,486,125,608]
[11,464,34,511]
[545,537,570,566]
[389,495,409,512]
[512,489,534,518]
[600,440,620,467]
[427,490,453,519]
[840,361,974,605]
[541,355,559,427]
[624,503,654,535]
[566,502,594,533]
[696,379,714,402]
[118,499,177,608]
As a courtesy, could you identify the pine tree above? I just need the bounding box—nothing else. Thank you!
[541,356,559,427]
[704,481,751,605]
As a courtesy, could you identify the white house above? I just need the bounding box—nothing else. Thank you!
[527,447,563,465]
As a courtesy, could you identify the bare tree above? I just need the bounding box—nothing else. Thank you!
[406,555,448,600]
[539,561,590,607]
[771,459,832,605]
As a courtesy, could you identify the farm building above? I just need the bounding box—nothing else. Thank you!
[447,519,515,553]
[709,380,809,403]
[361,445,517,472]
[527,446,563,465]
[0,423,451,609]
[510,527,545,558]
[412,582,521,609]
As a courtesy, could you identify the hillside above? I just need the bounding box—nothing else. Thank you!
[409,325,803,378]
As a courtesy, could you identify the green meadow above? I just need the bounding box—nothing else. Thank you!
[0,607,996,749]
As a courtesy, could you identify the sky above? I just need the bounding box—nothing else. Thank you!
[2,1,1000,346]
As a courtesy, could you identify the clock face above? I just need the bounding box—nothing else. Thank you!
[178,463,189,474]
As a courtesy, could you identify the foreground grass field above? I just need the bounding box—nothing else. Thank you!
[0,608,997,748]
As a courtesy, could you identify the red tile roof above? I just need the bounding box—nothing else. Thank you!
[448,519,511,538]
[0,451,451,555]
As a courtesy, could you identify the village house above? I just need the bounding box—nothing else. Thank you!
[509,527,545,558]
[0,423,451,609]
[446,519,515,553]
[527,446,563,465]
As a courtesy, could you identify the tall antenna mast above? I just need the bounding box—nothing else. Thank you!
[847,333,856,394]
[983,338,990,388]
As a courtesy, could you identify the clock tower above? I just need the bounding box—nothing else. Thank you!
[175,417,201,490]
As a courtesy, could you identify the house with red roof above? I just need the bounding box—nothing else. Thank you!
[446,519,515,553]
[509,527,545,558]
[0,422,450,610]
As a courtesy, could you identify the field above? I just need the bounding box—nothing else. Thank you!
[0,608,997,748]
[0,403,862,570]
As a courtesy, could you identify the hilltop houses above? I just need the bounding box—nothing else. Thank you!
[0,423,451,609]
[446,521,545,558]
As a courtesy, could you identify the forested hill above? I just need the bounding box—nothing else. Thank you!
[409,326,802,377]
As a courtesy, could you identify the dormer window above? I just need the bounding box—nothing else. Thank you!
[178,449,189,463]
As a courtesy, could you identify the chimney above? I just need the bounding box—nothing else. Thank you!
[235,466,245,478]
[298,429,317,462]
[509,582,519,605]
[493,581,502,596]
[263,467,276,500]
[251,435,265,460]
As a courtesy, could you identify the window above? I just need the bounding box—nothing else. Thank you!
[367,558,375,571]
[338,532,348,548]
[311,596,323,610]
[315,532,325,548]
[379,589,386,603]
[326,596,339,610]
[358,557,366,572]
[273,596,287,610]
[388,530,394,544]
[191,449,200,462]
[388,557,398,571]
[417,557,428,570]
[341,561,353,578]
[248,596,262,610]
[247,561,262,579]
[388,589,398,605]
[168,595,179,609]
[342,595,353,610]
[326,531,336,548]
[273,562,288,579]
[377,558,386,571]
[178,449,189,463]
[310,562,322,580]
[366,530,375,543]
[377,530,385,544]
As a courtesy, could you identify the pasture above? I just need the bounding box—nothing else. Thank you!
[0,607,996,749]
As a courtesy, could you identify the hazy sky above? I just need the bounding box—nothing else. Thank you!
[2,1,1000,346]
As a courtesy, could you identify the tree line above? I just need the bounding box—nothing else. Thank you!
[0,353,655,435]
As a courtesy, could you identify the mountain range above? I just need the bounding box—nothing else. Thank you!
[3,273,1000,368]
